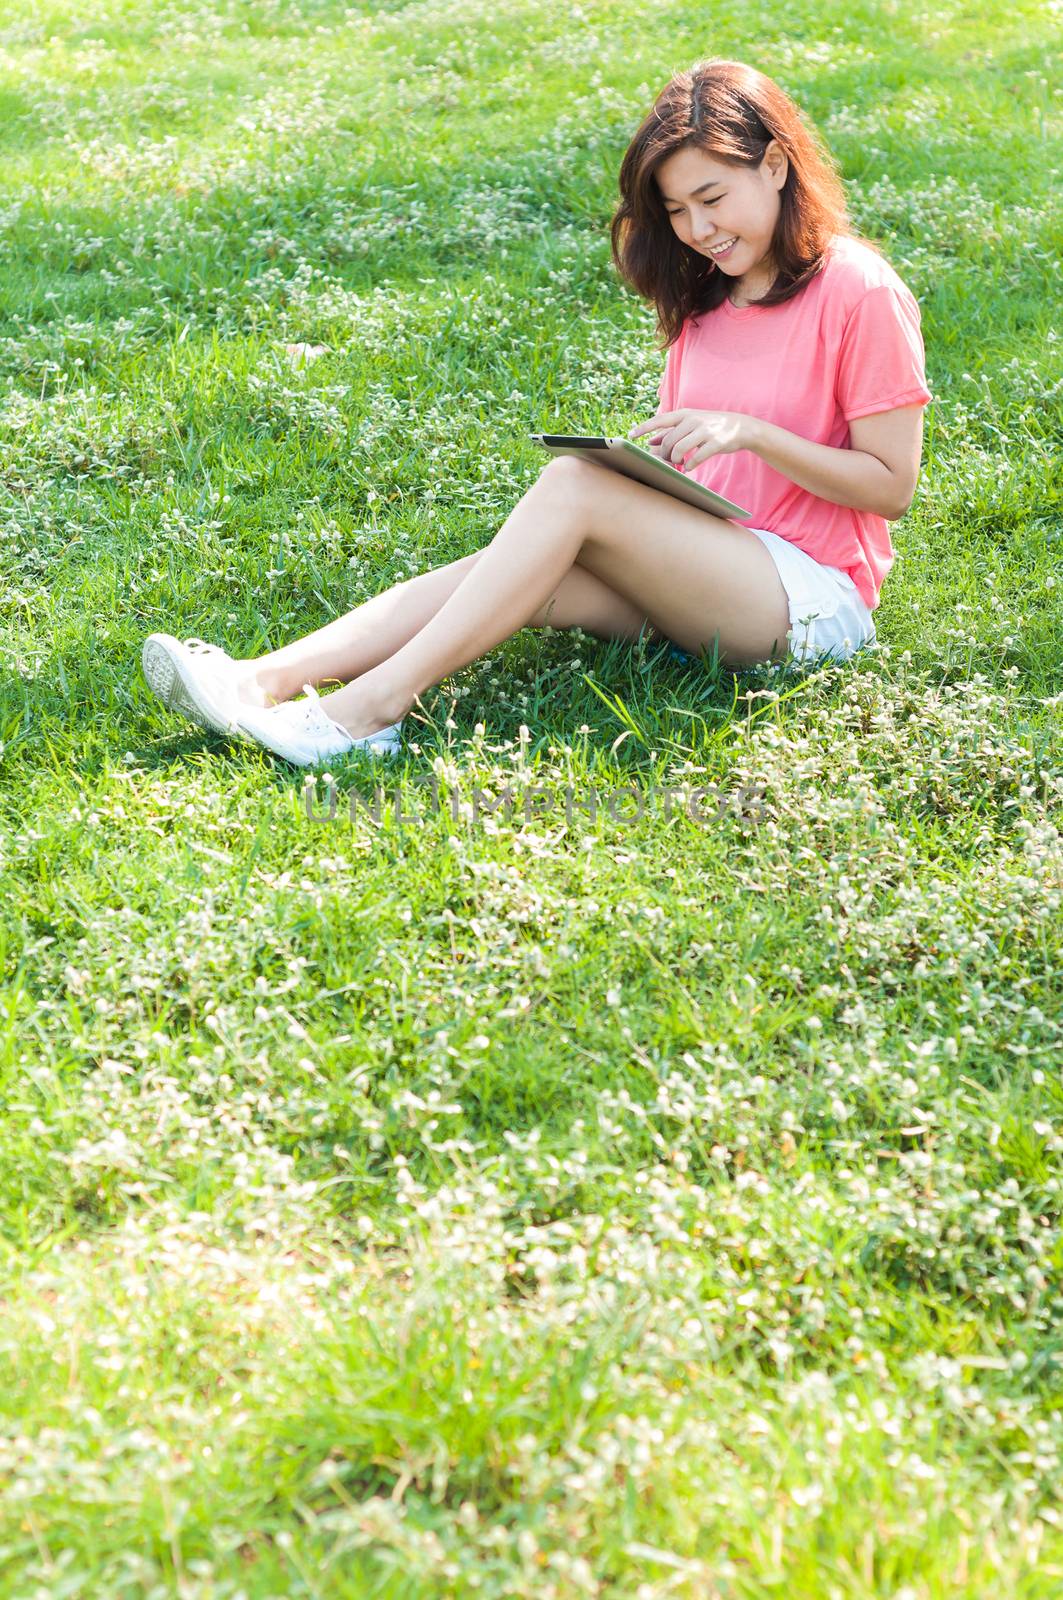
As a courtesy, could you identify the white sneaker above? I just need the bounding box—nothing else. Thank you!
[236,682,403,767]
[141,633,245,738]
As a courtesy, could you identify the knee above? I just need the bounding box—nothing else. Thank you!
[538,453,601,502]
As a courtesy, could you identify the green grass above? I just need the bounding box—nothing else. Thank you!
[1,0,1061,1594]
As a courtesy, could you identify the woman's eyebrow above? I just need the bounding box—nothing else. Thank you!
[659,179,724,202]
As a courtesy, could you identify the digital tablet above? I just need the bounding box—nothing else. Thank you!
[529,434,751,521]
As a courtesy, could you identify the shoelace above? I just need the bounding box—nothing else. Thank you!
[294,682,354,741]
[299,683,399,746]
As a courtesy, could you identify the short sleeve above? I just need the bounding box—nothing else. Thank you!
[655,319,686,414]
[657,348,674,412]
[835,284,933,422]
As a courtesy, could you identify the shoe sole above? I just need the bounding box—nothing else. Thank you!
[141,634,242,738]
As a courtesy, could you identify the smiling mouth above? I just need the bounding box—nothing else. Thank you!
[707,237,738,257]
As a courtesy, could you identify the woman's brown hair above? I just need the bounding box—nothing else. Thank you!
[610,58,883,349]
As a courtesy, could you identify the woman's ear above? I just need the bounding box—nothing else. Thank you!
[765,139,788,189]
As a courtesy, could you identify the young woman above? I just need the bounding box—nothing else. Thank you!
[142,57,932,767]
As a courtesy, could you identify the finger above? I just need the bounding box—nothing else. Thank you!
[629,412,678,437]
[668,424,700,465]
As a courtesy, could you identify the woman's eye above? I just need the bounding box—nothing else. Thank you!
[667,199,719,215]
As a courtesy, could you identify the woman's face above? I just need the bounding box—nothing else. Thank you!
[655,141,788,293]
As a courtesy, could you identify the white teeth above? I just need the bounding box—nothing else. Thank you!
[709,237,737,256]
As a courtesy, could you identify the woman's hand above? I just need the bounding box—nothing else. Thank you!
[628,409,756,471]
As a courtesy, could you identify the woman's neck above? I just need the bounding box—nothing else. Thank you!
[729,260,776,307]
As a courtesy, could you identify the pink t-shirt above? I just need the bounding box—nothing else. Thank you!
[656,233,933,612]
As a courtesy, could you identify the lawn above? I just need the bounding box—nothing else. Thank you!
[0,0,1061,1595]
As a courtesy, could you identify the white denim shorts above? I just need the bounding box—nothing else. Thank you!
[746,525,877,666]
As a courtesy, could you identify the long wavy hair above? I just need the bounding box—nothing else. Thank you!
[610,59,882,349]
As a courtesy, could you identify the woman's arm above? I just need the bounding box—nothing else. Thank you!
[631,405,926,521]
[747,405,925,521]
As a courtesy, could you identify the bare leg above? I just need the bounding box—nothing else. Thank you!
[317,470,624,738]
[235,552,486,707]
[238,542,655,708]
[312,454,790,740]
